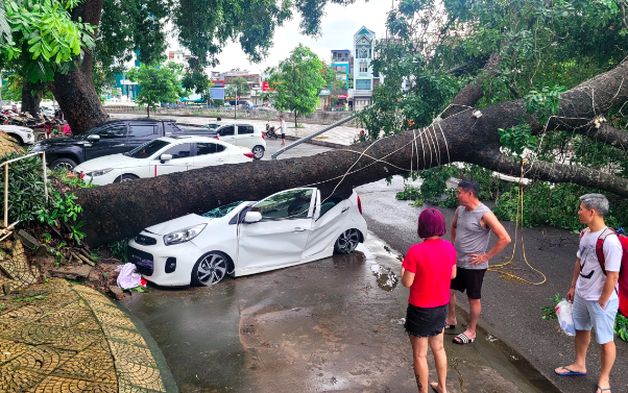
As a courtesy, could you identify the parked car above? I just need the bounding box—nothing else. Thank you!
[28,119,189,170]
[128,187,367,286]
[73,136,253,185]
[0,125,35,145]
[200,121,266,159]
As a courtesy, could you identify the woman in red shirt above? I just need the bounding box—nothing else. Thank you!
[401,208,457,393]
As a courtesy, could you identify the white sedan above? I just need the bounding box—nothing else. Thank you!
[74,136,253,185]
[128,187,367,286]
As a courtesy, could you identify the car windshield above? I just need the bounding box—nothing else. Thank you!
[202,201,243,218]
[202,124,220,130]
[126,140,170,158]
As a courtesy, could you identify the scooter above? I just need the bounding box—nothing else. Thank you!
[265,123,279,139]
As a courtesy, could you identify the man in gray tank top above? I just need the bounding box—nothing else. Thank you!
[446,179,511,345]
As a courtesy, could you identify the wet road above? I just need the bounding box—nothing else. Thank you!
[121,238,418,393]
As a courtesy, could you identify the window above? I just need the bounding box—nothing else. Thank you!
[359,61,368,73]
[94,125,126,138]
[252,189,313,220]
[163,143,192,159]
[128,140,169,158]
[129,124,156,137]
[356,79,371,90]
[359,47,369,58]
[237,125,254,134]
[218,125,235,136]
[197,142,226,155]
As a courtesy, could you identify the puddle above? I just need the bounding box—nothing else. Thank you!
[370,263,398,291]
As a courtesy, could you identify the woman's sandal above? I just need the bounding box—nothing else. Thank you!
[452,332,475,345]
[596,385,611,393]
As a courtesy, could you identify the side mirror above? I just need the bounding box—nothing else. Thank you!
[160,154,172,163]
[244,211,262,223]
[87,134,100,142]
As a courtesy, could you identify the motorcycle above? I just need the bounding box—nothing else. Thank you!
[265,123,279,139]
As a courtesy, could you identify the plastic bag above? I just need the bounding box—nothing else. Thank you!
[555,299,576,336]
[115,263,146,290]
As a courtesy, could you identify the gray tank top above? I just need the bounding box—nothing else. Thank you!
[454,203,492,270]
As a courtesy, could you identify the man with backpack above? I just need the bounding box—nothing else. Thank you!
[555,194,621,393]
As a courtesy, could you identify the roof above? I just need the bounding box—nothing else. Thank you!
[331,49,351,53]
[354,26,375,37]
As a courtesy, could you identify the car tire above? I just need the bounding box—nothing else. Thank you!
[113,174,139,183]
[333,228,361,254]
[191,251,232,286]
[7,134,24,145]
[252,145,265,160]
[50,158,78,171]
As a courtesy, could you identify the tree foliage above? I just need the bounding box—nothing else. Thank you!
[367,0,628,228]
[127,62,186,117]
[266,44,335,127]
[225,76,251,99]
[0,0,95,83]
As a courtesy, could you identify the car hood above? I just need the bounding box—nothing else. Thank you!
[32,136,87,149]
[0,125,33,133]
[144,214,213,236]
[74,154,141,172]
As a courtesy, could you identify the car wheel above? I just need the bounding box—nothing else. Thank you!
[114,174,139,183]
[252,145,265,160]
[7,134,24,145]
[334,228,361,254]
[192,251,231,286]
[50,158,78,171]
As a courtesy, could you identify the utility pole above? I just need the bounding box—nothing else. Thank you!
[235,85,238,120]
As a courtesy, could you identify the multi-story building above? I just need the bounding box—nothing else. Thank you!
[351,26,377,110]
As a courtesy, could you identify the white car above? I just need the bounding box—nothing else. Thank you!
[0,125,35,145]
[128,187,367,286]
[74,135,253,185]
[201,121,266,160]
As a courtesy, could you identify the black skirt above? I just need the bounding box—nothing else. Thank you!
[404,303,448,338]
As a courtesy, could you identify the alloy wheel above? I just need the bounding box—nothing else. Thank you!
[335,228,360,254]
[196,253,228,286]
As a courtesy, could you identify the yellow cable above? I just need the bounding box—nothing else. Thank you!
[487,160,547,286]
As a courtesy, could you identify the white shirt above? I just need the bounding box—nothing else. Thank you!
[280,119,286,134]
[576,227,622,301]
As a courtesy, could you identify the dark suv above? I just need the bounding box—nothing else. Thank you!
[28,119,201,170]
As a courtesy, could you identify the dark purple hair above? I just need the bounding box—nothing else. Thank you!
[418,208,447,238]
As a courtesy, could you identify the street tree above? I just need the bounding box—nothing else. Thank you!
[225,76,251,100]
[127,62,186,117]
[1,0,358,134]
[266,44,335,127]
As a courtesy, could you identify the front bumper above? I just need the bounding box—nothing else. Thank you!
[128,234,204,286]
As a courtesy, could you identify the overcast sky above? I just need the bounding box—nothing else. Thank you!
[168,0,394,74]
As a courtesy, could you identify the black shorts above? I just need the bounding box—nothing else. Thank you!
[281,133,285,139]
[451,267,486,299]
[405,303,448,338]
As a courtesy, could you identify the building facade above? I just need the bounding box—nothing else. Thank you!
[351,26,376,110]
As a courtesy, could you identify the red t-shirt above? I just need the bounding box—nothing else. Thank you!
[402,239,456,308]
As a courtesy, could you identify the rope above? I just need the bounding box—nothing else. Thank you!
[487,160,547,286]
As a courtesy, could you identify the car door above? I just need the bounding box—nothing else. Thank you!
[235,124,256,149]
[303,192,352,258]
[237,188,316,271]
[83,123,128,160]
[193,142,228,169]
[149,142,194,177]
[217,125,236,146]
[127,123,159,151]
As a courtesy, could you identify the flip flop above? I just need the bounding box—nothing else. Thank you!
[554,367,586,376]
[596,385,611,392]
[452,332,475,344]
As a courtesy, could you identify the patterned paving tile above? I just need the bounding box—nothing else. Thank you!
[51,349,115,382]
[101,325,147,347]
[93,311,137,330]
[27,375,117,393]
[0,366,46,392]
[117,362,166,392]
[5,345,76,374]
[109,342,156,367]
[37,309,92,327]
[0,338,33,364]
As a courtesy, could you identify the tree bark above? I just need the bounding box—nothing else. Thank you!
[47,0,108,135]
[21,81,42,116]
[75,61,628,247]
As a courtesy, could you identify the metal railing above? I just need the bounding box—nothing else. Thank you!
[271,107,370,160]
[1,152,48,241]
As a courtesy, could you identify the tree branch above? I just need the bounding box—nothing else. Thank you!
[468,148,628,197]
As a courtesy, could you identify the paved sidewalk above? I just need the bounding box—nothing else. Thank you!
[0,279,177,393]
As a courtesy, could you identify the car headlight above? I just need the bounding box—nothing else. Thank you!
[163,224,207,246]
[28,143,43,152]
[85,169,113,177]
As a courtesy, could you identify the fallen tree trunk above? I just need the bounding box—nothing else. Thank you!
[76,61,628,246]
